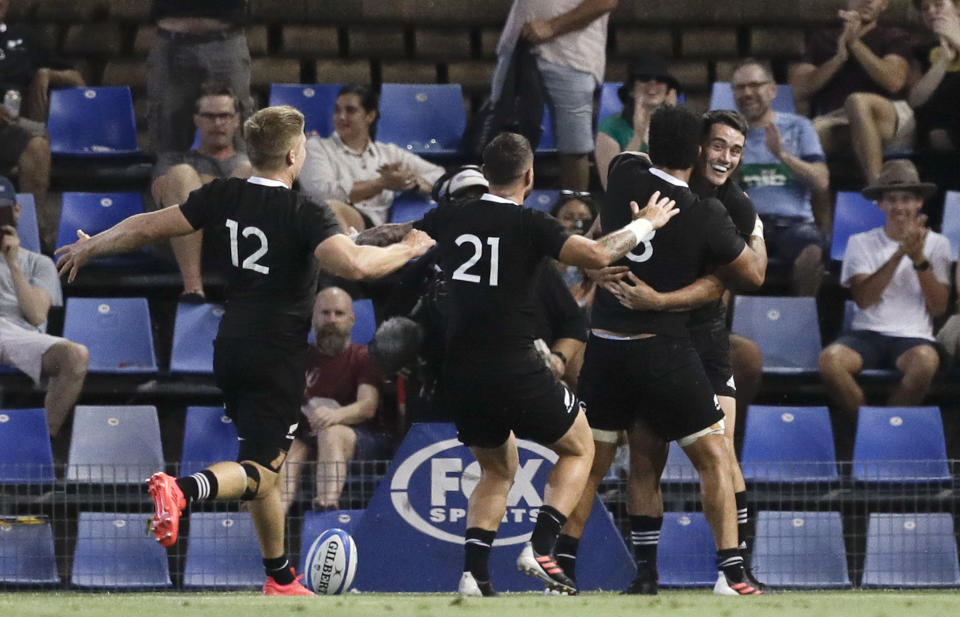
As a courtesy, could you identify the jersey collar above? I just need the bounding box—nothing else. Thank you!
[247,176,290,189]
[649,167,689,188]
[481,192,519,206]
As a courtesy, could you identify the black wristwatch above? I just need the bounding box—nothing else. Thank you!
[551,350,568,364]
[914,259,931,271]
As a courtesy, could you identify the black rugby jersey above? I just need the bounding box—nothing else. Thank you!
[593,154,745,337]
[179,177,341,343]
[413,194,570,361]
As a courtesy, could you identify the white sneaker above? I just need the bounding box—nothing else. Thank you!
[458,572,482,597]
[713,571,762,596]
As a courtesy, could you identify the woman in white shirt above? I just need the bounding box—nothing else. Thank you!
[299,84,445,227]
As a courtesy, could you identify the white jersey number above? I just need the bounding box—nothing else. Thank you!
[226,219,270,274]
[625,229,656,263]
[452,234,500,286]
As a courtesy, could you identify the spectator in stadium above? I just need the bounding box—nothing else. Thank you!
[733,59,831,296]
[491,0,618,190]
[551,191,598,307]
[595,54,680,189]
[0,0,83,252]
[0,176,88,440]
[151,83,252,301]
[908,0,960,154]
[819,160,949,429]
[147,0,252,154]
[789,0,913,184]
[298,84,445,229]
[280,287,389,514]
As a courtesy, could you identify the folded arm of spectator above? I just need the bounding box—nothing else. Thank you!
[521,0,618,44]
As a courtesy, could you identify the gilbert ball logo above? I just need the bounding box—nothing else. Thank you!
[389,438,557,546]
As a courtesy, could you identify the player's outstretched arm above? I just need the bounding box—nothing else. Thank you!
[314,229,435,280]
[55,207,195,283]
[558,190,678,269]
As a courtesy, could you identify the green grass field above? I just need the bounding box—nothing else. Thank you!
[2,591,959,617]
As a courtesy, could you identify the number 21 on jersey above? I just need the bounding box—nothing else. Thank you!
[226,219,270,274]
[452,233,500,286]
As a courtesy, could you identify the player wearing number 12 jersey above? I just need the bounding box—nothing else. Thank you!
[55,105,436,596]
[390,132,676,597]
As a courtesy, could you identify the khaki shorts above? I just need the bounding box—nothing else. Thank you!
[0,317,62,383]
[814,100,916,153]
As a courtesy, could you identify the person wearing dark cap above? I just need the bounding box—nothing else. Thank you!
[595,53,680,189]
[819,159,949,443]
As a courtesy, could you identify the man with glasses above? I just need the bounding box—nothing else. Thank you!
[733,59,831,296]
[151,82,252,301]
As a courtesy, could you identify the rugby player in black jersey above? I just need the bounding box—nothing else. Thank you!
[56,105,437,596]
[570,106,767,596]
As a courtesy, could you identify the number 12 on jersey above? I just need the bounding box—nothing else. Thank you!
[226,218,270,274]
[452,234,500,286]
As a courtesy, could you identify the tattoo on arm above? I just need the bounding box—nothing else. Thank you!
[595,228,640,263]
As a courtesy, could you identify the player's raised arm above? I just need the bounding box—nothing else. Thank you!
[54,206,195,283]
[558,190,678,269]
[314,229,435,280]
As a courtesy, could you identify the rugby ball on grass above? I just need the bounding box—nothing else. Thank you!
[304,528,357,594]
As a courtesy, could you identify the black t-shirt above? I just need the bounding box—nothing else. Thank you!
[532,259,589,344]
[593,154,745,337]
[0,24,66,93]
[152,0,247,23]
[413,195,571,363]
[179,178,341,344]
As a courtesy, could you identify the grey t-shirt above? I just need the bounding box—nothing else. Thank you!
[0,249,62,331]
[152,150,250,180]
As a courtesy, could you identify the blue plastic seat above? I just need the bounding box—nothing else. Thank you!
[0,519,60,584]
[66,405,164,484]
[170,303,224,374]
[13,193,40,254]
[388,192,436,224]
[62,297,157,374]
[709,82,796,113]
[47,87,139,156]
[862,513,960,587]
[730,295,822,375]
[661,441,699,484]
[0,408,55,485]
[299,509,364,574]
[597,81,623,124]
[72,512,171,588]
[741,406,839,482]
[753,511,851,588]
[183,512,263,588]
[377,83,465,156]
[940,191,960,260]
[269,83,341,137]
[352,298,376,345]
[537,104,556,154]
[852,406,951,483]
[55,193,155,267]
[181,406,239,478]
[659,512,716,587]
[830,191,886,263]
[525,189,558,213]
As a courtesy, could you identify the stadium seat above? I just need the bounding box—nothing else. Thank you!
[753,511,851,588]
[730,296,821,375]
[183,512,263,588]
[66,405,164,484]
[180,406,239,478]
[388,192,436,224]
[13,193,40,254]
[377,83,466,156]
[830,191,886,263]
[62,297,157,374]
[47,87,140,156]
[940,191,960,260]
[852,406,951,483]
[862,513,960,587]
[741,405,839,482]
[598,81,623,124]
[0,408,55,485]
[658,512,716,587]
[537,104,556,154]
[661,441,699,484]
[299,509,364,574]
[0,519,60,584]
[525,189,558,213]
[55,193,155,267]
[72,512,171,588]
[709,81,796,113]
[170,302,224,374]
[269,83,341,137]
[352,298,376,346]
